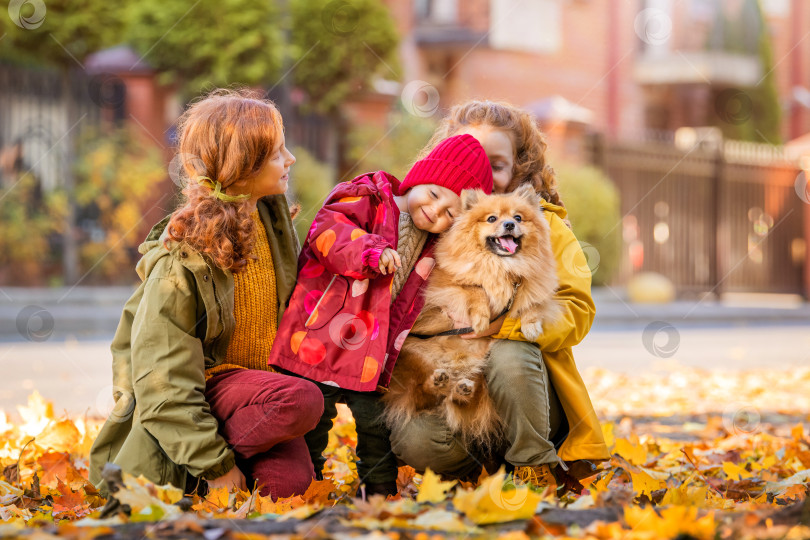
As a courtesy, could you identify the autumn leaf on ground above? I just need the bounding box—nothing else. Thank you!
[34,420,81,454]
[452,469,542,525]
[613,436,648,466]
[300,478,339,506]
[416,469,456,503]
[396,465,418,498]
[51,478,91,520]
[16,392,54,438]
[0,375,808,538]
[765,469,810,500]
[623,504,716,540]
[37,452,84,488]
[110,474,183,521]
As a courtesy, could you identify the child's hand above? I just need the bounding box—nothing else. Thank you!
[378,248,402,275]
[207,465,247,492]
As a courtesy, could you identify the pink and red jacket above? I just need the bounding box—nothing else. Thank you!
[268,171,437,392]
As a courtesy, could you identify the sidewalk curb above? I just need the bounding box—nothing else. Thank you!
[1,286,808,340]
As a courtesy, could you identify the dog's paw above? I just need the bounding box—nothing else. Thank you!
[521,320,544,342]
[454,378,475,398]
[431,368,450,388]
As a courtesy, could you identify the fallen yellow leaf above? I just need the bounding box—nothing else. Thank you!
[416,469,456,503]
[614,437,647,466]
[452,470,541,525]
[723,461,752,481]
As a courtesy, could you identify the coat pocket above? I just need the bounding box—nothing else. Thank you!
[304,274,349,330]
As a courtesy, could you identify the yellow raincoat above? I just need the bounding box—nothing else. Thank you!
[493,199,610,462]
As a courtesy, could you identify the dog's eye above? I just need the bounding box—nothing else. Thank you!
[487,216,497,223]
[514,215,522,222]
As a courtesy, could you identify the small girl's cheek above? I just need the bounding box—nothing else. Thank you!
[434,220,453,233]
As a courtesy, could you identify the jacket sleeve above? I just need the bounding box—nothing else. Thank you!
[130,265,235,480]
[493,210,596,352]
[307,187,393,279]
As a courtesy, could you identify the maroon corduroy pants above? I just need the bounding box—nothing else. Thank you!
[205,368,324,499]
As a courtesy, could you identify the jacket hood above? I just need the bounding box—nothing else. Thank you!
[135,215,177,282]
[539,197,567,220]
[347,171,402,199]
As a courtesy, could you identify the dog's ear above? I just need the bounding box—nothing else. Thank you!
[515,182,540,205]
[461,189,482,211]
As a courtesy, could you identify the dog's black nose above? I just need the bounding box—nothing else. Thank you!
[503,220,515,231]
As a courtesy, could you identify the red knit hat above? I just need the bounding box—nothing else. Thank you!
[400,134,493,196]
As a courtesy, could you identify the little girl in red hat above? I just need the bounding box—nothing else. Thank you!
[269,134,493,497]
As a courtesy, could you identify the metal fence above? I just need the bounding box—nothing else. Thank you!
[0,63,115,191]
[0,62,125,284]
[588,133,806,297]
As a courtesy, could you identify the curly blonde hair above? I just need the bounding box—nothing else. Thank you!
[420,100,565,209]
[166,88,284,272]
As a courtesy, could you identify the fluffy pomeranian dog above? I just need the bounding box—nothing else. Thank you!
[383,184,562,446]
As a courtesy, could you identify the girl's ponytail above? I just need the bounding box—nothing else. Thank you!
[167,178,256,272]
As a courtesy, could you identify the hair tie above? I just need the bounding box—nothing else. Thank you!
[196,176,250,202]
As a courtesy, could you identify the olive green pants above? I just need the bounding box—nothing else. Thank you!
[389,339,565,480]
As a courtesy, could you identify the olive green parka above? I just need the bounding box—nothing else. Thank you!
[88,195,299,490]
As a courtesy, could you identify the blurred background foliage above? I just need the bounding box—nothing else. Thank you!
[72,128,166,284]
[0,0,400,285]
[125,0,399,108]
[556,163,622,286]
[0,173,64,286]
[0,0,125,70]
[288,147,337,242]
[346,110,437,180]
[0,0,788,290]
[290,0,400,114]
[0,127,165,286]
[288,110,436,242]
[707,0,781,143]
[126,0,283,98]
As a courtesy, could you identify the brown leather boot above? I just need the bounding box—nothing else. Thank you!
[565,459,599,481]
[513,464,558,491]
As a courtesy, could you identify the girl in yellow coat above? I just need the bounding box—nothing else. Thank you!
[389,100,610,492]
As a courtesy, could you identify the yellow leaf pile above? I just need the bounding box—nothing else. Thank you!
[0,368,808,540]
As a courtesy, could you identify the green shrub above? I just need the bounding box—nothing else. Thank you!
[290,110,437,241]
[0,173,63,285]
[346,110,437,180]
[555,163,621,286]
[289,147,337,241]
[72,127,166,284]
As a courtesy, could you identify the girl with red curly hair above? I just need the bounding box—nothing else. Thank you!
[89,89,324,500]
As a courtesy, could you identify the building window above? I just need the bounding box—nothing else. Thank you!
[760,0,789,17]
[415,0,458,24]
[489,0,561,54]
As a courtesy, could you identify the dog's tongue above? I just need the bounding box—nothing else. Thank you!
[498,236,517,254]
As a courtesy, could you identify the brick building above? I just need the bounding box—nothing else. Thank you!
[381,0,809,144]
[374,0,809,297]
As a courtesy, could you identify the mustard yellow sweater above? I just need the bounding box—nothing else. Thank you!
[207,210,278,377]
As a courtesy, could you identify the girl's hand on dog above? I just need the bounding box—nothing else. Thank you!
[460,314,507,339]
[378,248,402,275]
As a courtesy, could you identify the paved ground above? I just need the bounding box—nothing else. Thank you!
[576,321,810,374]
[2,323,807,418]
